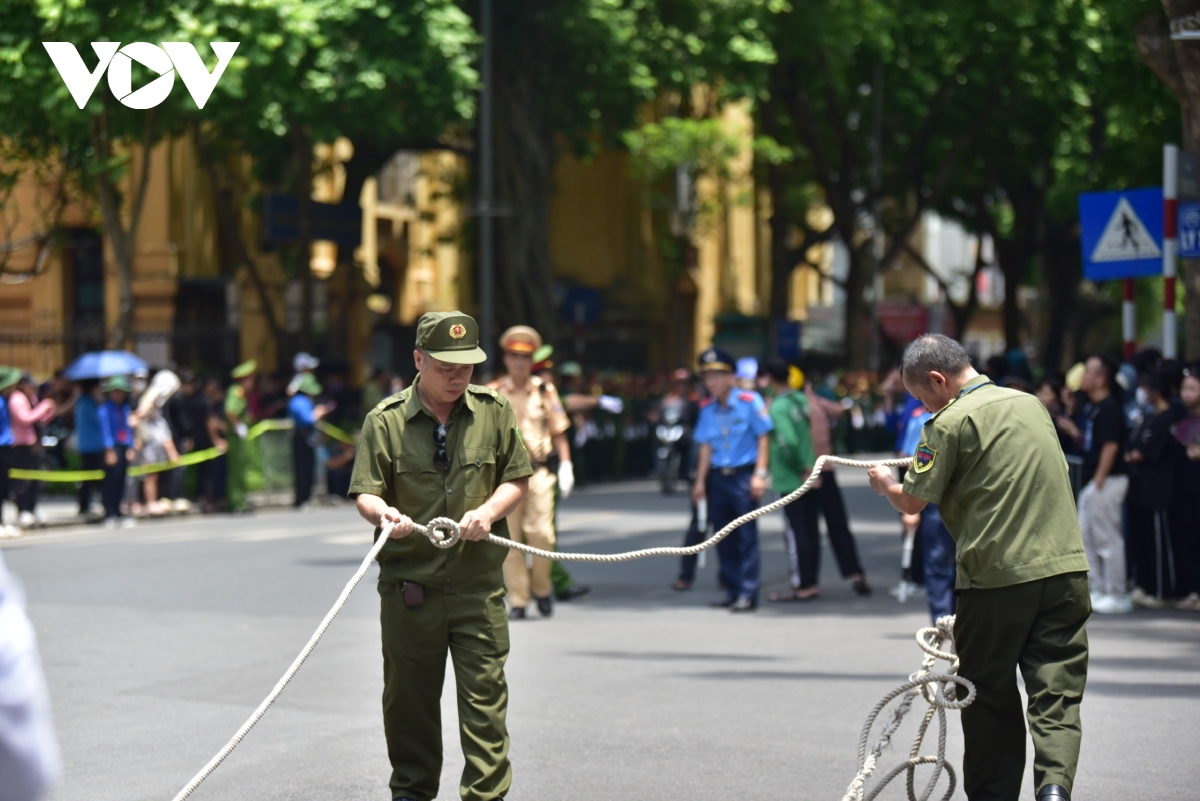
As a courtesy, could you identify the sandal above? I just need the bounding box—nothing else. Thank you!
[768,589,820,602]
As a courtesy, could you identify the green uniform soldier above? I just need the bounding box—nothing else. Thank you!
[869,334,1090,801]
[349,311,533,801]
[225,359,257,514]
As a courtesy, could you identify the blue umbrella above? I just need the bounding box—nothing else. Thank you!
[62,351,149,380]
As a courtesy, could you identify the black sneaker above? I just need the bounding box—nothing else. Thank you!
[1036,785,1070,801]
[555,585,591,601]
[536,595,553,617]
[508,607,526,620]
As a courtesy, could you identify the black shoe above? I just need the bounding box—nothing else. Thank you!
[730,597,758,612]
[508,607,526,620]
[852,577,872,596]
[555,584,591,601]
[536,595,553,617]
[710,596,735,608]
[1036,785,1070,801]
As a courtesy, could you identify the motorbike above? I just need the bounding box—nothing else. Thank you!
[656,403,687,495]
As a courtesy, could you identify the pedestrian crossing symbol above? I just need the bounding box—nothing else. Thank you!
[1077,187,1163,281]
[1090,197,1161,262]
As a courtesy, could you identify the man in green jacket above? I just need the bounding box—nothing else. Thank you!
[763,358,869,602]
[869,334,1089,801]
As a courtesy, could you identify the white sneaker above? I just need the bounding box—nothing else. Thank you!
[1093,593,1133,614]
[102,517,120,529]
[17,511,35,528]
[1089,590,1104,607]
[1176,592,1200,611]
[120,517,137,529]
[172,498,192,513]
[1131,586,1165,610]
[0,524,24,539]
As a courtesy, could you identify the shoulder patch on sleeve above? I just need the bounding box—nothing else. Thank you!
[913,444,936,473]
[738,392,756,403]
[468,384,498,398]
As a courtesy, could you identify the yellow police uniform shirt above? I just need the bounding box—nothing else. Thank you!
[902,376,1090,590]
[348,375,534,592]
[488,374,569,465]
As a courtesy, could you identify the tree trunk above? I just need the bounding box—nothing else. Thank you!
[191,124,286,366]
[843,245,869,368]
[292,126,315,352]
[90,107,155,351]
[489,4,560,342]
[1137,4,1200,359]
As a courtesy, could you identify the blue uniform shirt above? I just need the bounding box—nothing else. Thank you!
[288,394,315,429]
[0,396,11,447]
[694,390,773,468]
[74,394,103,454]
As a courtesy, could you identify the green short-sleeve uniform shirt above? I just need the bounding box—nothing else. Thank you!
[348,375,534,592]
[903,375,1089,590]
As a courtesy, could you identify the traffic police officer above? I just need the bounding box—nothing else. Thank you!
[868,334,1090,801]
[489,326,574,620]
[349,311,533,801]
[225,359,256,514]
[691,347,773,611]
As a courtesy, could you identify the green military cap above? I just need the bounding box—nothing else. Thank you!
[532,344,554,364]
[0,366,20,392]
[103,375,132,393]
[558,361,582,377]
[295,372,322,396]
[231,359,258,379]
[415,311,487,365]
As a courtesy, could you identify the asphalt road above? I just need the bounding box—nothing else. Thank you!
[4,473,1198,801]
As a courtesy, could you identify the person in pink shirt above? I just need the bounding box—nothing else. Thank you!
[9,375,56,529]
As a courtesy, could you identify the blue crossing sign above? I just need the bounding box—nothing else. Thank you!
[1078,188,1163,280]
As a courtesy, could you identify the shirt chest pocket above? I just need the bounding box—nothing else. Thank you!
[461,447,496,499]
[394,457,442,508]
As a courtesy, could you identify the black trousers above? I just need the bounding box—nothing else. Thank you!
[102,450,128,520]
[0,446,10,524]
[293,429,314,506]
[676,503,705,583]
[785,471,865,587]
[10,445,41,514]
[78,451,104,514]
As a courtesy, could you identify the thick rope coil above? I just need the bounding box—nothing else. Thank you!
[171,453,910,800]
[840,616,977,801]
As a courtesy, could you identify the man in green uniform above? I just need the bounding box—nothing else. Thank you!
[350,311,533,801]
[868,334,1090,801]
[224,359,257,514]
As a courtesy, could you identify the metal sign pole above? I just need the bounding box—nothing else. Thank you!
[1164,144,1179,360]
[478,0,495,377]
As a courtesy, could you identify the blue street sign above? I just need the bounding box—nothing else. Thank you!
[1078,187,1163,280]
[1179,202,1200,258]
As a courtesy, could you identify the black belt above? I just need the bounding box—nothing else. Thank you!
[712,463,755,477]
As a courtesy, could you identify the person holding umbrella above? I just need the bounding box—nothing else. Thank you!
[99,376,135,528]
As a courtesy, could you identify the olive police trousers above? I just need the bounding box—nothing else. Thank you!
[379,581,512,801]
[954,572,1090,801]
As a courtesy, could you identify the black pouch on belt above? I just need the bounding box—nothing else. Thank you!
[401,581,425,608]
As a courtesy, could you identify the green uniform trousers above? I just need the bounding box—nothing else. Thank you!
[379,581,512,801]
[954,571,1090,801]
[225,433,247,513]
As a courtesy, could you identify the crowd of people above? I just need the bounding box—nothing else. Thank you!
[0,340,1197,621]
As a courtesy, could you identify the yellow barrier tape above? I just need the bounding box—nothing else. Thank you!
[127,447,224,477]
[316,420,357,445]
[9,468,104,482]
[7,416,354,482]
[247,418,294,440]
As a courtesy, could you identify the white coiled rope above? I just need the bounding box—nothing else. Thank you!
[171,454,911,800]
[840,616,976,801]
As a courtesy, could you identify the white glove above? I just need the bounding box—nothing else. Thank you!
[598,395,624,414]
[557,460,575,499]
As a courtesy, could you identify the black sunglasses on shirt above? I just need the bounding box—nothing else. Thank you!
[433,424,450,470]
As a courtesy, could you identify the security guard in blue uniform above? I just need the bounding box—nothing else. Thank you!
[691,348,773,611]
